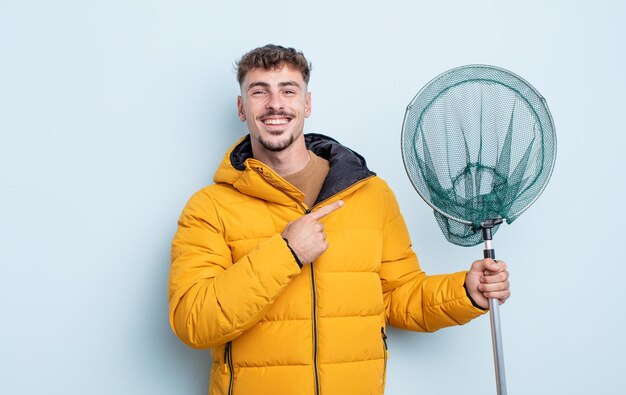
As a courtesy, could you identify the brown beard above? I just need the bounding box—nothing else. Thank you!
[257,133,296,152]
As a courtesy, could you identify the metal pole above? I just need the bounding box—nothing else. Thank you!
[482,221,507,395]
[488,296,507,394]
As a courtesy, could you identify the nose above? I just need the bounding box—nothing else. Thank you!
[266,92,284,111]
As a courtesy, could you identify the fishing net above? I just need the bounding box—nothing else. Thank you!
[401,65,557,246]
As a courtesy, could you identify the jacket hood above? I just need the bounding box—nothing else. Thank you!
[214,133,376,206]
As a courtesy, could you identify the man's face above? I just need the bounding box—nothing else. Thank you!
[237,65,311,153]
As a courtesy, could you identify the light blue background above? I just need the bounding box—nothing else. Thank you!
[1,1,624,394]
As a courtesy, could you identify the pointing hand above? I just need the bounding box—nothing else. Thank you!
[281,200,344,264]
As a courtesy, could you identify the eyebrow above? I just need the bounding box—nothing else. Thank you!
[247,81,302,90]
[278,81,301,88]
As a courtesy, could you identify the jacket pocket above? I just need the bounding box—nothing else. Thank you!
[224,341,234,395]
[381,327,388,389]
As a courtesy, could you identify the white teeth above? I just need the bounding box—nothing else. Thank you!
[263,118,289,125]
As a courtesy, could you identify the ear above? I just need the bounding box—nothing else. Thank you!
[304,91,312,118]
[237,96,246,121]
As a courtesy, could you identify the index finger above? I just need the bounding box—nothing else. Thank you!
[309,200,344,221]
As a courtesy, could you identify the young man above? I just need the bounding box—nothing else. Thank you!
[169,44,510,395]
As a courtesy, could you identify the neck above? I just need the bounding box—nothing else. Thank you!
[251,135,310,177]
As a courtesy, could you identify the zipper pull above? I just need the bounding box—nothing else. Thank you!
[224,342,231,370]
[381,327,388,350]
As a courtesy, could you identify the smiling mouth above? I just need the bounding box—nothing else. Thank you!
[262,117,290,125]
[259,111,294,126]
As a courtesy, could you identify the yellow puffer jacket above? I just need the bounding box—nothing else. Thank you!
[169,134,486,395]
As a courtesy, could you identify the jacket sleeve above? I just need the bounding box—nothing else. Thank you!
[379,187,486,332]
[168,190,301,349]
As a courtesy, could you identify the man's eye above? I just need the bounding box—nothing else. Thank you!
[251,90,266,96]
[284,90,295,95]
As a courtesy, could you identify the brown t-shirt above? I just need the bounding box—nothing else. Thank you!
[283,151,330,208]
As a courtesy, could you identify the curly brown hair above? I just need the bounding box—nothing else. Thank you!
[235,44,311,85]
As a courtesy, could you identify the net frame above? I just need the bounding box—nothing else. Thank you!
[401,64,557,245]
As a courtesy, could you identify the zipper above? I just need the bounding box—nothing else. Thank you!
[381,327,388,389]
[224,341,234,395]
[305,204,319,395]
[310,260,320,395]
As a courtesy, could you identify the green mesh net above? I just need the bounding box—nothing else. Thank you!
[401,65,556,246]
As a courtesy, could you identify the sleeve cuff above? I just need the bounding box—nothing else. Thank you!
[464,281,488,311]
[282,238,303,268]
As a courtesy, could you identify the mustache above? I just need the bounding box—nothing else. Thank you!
[257,110,295,120]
